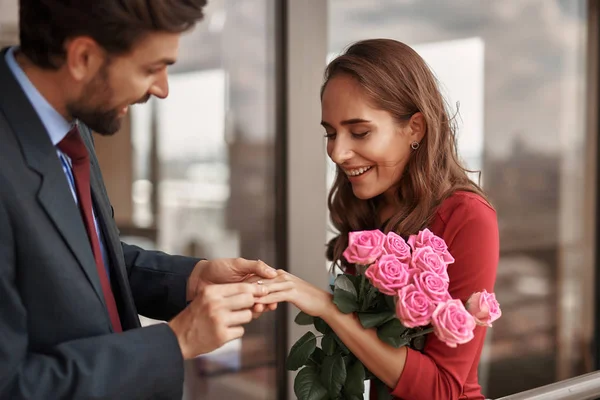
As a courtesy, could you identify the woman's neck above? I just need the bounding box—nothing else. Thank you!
[378,202,397,227]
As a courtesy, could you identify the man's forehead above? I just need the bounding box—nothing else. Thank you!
[129,32,180,63]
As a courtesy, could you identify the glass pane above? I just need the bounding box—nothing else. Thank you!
[0,0,19,47]
[132,0,279,398]
[327,1,591,397]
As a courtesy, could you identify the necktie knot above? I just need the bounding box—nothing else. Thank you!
[58,125,88,163]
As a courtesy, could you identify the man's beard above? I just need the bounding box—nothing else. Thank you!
[66,62,150,136]
[70,106,122,136]
[66,62,122,136]
[68,94,152,136]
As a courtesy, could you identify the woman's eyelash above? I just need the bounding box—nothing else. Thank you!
[324,132,370,139]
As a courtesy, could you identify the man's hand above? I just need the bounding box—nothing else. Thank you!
[187,258,277,298]
[168,282,267,359]
[187,258,279,314]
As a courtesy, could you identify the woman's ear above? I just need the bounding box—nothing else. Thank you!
[408,112,426,143]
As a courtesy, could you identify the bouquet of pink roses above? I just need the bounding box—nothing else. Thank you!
[287,229,501,400]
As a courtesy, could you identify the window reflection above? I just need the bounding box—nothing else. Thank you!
[131,1,279,398]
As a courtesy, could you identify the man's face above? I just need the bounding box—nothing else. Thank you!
[67,32,180,135]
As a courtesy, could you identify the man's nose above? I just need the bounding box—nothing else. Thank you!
[149,69,169,99]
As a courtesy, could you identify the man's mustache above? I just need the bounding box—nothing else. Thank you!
[135,95,151,105]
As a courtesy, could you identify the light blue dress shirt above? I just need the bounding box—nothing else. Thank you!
[5,47,112,279]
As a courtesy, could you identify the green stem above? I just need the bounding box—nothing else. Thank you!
[404,327,434,341]
[358,271,367,310]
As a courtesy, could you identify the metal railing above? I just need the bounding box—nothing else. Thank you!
[496,371,600,400]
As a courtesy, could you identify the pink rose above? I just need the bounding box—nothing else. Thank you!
[413,271,452,305]
[383,231,411,263]
[396,284,436,328]
[431,299,476,348]
[466,290,502,327]
[365,254,411,296]
[408,228,455,264]
[410,246,449,281]
[343,230,386,265]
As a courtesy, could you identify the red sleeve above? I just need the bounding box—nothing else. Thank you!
[391,195,499,400]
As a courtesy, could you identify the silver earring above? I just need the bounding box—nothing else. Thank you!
[411,141,420,150]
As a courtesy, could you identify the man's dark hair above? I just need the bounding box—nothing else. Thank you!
[19,0,208,69]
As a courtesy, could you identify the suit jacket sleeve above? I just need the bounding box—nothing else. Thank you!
[391,196,499,400]
[123,242,203,321]
[0,192,185,400]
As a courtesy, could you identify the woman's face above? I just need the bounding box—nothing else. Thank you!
[322,74,422,201]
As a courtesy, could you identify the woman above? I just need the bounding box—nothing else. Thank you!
[255,38,499,400]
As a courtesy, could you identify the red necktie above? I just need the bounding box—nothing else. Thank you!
[58,126,123,333]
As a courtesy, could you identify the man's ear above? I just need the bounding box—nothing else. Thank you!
[64,37,105,83]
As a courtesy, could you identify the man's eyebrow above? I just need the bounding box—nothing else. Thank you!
[148,58,176,66]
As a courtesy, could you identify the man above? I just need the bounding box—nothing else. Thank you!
[0,1,282,398]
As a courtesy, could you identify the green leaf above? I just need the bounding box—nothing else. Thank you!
[287,331,317,371]
[333,288,359,314]
[342,354,355,369]
[411,334,427,351]
[377,318,409,348]
[366,284,381,307]
[345,360,366,395]
[310,347,326,365]
[374,378,394,400]
[345,274,361,292]
[371,291,389,312]
[358,311,396,329]
[321,333,337,356]
[294,367,329,400]
[334,274,358,296]
[364,368,376,381]
[341,392,363,400]
[333,334,351,355]
[314,317,332,334]
[384,294,397,311]
[295,311,315,326]
[320,354,347,399]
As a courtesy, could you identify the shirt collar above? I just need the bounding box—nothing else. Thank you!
[4,46,72,146]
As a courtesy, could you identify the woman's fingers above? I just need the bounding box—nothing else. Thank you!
[253,299,278,316]
[245,275,263,284]
[254,291,291,304]
[261,281,295,293]
[247,273,294,316]
[252,303,266,313]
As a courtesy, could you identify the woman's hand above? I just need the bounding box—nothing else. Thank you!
[248,270,334,318]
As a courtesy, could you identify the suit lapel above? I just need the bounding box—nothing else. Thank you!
[0,48,107,308]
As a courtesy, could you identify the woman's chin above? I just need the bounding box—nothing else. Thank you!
[351,187,380,201]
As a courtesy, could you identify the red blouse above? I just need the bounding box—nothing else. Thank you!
[372,191,499,400]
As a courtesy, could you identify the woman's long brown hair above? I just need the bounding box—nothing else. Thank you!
[325,39,491,270]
